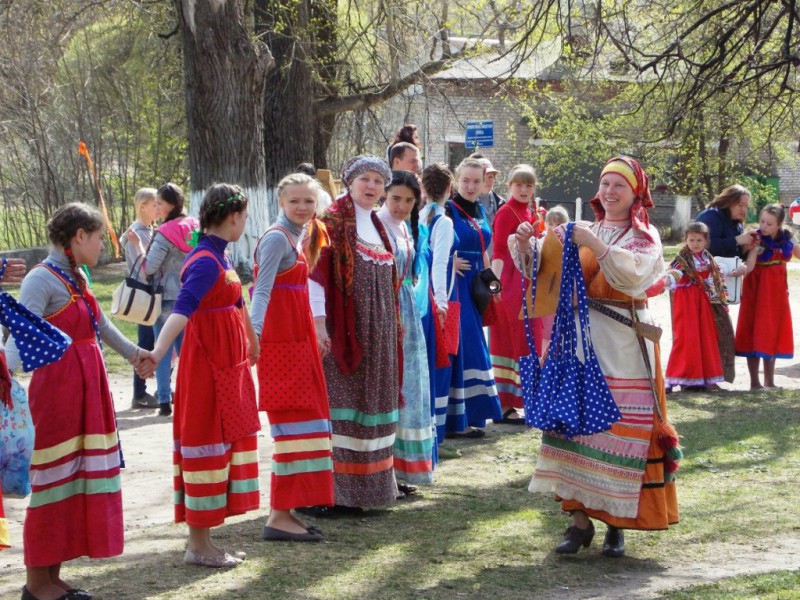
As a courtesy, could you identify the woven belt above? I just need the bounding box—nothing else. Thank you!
[591,298,646,309]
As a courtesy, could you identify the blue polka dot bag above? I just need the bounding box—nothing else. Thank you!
[528,223,621,438]
[520,239,542,426]
[0,290,72,372]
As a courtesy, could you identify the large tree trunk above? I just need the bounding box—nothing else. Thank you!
[255,0,339,178]
[177,0,273,270]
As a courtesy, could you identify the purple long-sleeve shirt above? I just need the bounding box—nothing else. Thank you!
[172,235,244,318]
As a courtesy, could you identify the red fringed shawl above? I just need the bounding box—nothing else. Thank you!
[309,194,405,404]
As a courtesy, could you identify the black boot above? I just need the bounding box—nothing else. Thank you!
[602,526,625,558]
[555,521,595,554]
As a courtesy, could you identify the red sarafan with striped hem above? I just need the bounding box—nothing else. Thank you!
[24,270,123,567]
[256,235,334,511]
[173,250,260,528]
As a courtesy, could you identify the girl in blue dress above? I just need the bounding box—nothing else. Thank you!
[378,171,434,489]
[444,158,502,437]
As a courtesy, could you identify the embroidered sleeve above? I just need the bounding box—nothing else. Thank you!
[598,227,665,297]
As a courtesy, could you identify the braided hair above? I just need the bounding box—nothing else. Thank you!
[199,183,249,231]
[47,203,105,293]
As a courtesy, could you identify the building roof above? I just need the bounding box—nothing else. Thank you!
[432,36,642,83]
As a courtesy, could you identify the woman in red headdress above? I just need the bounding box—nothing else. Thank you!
[514,157,679,559]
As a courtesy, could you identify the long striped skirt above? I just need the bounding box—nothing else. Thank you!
[173,314,260,528]
[268,413,334,510]
[447,268,502,431]
[24,338,123,567]
[394,280,434,485]
[529,305,679,530]
[322,248,399,509]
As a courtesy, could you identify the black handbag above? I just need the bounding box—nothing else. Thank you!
[471,267,501,316]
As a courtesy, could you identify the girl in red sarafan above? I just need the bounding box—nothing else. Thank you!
[489,164,543,424]
[735,203,800,389]
[145,184,261,568]
[665,222,730,392]
[250,173,334,542]
[6,203,150,600]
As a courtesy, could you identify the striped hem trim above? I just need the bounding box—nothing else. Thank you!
[31,452,121,487]
[231,450,259,465]
[29,475,122,508]
[32,432,119,466]
[275,437,332,454]
[273,457,333,476]
[183,467,230,485]
[177,441,231,459]
[394,438,434,454]
[329,408,398,427]
[450,383,499,400]
[334,456,393,475]
[270,419,332,438]
[395,426,435,441]
[333,433,395,452]
[490,355,520,370]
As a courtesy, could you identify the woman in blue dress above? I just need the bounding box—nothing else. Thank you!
[378,171,435,489]
[444,158,502,437]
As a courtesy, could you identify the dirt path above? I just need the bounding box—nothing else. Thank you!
[2,264,800,599]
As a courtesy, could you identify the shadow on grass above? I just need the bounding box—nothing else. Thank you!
[666,389,800,472]
[45,428,676,600]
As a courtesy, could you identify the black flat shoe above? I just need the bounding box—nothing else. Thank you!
[602,526,625,558]
[444,427,486,439]
[397,483,418,497]
[295,505,362,519]
[21,586,71,600]
[496,408,527,425]
[554,522,595,554]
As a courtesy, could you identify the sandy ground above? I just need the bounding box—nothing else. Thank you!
[2,263,800,599]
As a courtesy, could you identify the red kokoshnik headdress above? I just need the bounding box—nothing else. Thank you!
[590,156,655,242]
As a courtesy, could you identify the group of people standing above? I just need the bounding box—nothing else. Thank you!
[665,186,800,392]
[2,129,797,600]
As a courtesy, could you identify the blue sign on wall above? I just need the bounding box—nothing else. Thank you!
[465,120,494,148]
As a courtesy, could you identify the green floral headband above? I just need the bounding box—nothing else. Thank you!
[218,192,243,207]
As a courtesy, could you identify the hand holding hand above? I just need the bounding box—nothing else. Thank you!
[0,258,26,285]
[248,345,260,367]
[315,322,331,358]
[132,348,158,379]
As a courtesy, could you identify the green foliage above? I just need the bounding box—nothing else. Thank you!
[0,2,186,250]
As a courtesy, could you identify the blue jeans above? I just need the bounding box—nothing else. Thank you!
[153,301,183,405]
[133,324,155,398]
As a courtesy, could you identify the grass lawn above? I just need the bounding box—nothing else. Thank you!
[660,570,800,599]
